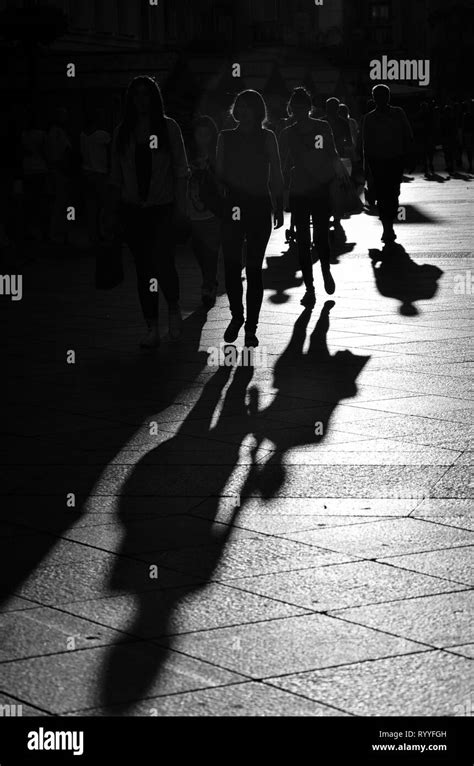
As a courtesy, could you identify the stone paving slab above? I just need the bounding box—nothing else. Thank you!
[283,518,473,559]
[140,536,357,582]
[0,642,243,714]
[410,499,474,531]
[65,681,346,717]
[230,560,466,612]
[0,607,129,661]
[160,613,425,678]
[58,582,309,639]
[268,651,473,716]
[379,546,473,586]
[330,590,473,648]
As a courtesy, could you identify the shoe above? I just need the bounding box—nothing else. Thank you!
[140,325,160,349]
[300,289,316,308]
[201,287,217,310]
[244,331,259,348]
[168,307,183,340]
[224,317,244,343]
[322,268,335,295]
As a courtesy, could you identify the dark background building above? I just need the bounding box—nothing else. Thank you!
[1,0,473,130]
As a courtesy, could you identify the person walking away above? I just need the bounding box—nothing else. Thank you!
[217,89,284,348]
[322,97,352,242]
[280,87,344,308]
[186,115,221,309]
[362,85,413,244]
[80,108,111,245]
[106,76,189,349]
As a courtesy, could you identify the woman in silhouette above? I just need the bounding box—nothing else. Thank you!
[217,89,284,348]
[280,88,343,308]
[186,115,221,309]
[107,76,189,348]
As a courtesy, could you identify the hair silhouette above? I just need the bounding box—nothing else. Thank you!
[117,75,169,154]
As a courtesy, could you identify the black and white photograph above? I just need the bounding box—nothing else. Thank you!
[0,0,472,760]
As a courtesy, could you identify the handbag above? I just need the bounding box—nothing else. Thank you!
[198,165,226,218]
[95,238,124,289]
[330,160,363,219]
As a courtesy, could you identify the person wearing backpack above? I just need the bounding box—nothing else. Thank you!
[280,87,344,308]
[186,116,221,310]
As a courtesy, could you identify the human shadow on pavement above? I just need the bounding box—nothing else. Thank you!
[369,243,444,316]
[99,302,370,711]
[100,362,257,711]
[240,302,370,501]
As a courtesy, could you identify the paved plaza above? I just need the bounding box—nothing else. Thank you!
[1,170,473,717]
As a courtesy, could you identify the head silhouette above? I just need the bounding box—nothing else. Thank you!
[287,87,312,121]
[326,97,340,118]
[372,85,391,108]
[232,89,267,131]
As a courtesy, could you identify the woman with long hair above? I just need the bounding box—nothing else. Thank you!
[217,89,284,348]
[106,76,189,348]
[280,87,343,308]
[186,115,221,309]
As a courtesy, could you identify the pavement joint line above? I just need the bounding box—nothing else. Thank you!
[57,678,272,717]
[0,690,53,716]
[408,517,473,533]
[324,611,470,651]
[256,647,437,683]
[325,586,473,613]
[256,679,357,716]
[202,576,470,616]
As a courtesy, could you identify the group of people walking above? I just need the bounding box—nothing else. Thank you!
[17,74,459,351]
[104,75,361,350]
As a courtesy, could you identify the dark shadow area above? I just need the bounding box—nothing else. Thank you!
[423,173,450,183]
[99,300,369,711]
[369,243,444,316]
[242,302,370,500]
[101,363,255,708]
[395,205,441,224]
[0,296,211,605]
[449,172,472,182]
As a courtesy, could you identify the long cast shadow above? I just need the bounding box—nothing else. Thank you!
[100,362,257,710]
[99,302,370,711]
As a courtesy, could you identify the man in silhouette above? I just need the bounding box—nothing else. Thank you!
[363,85,413,244]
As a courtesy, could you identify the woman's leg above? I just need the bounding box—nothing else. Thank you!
[122,206,159,323]
[151,205,180,308]
[191,218,220,298]
[311,190,334,295]
[292,195,314,300]
[244,204,272,336]
[222,214,246,322]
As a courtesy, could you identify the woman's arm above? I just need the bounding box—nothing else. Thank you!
[266,131,284,227]
[215,132,226,195]
[168,118,189,216]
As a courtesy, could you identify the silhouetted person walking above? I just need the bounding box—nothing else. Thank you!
[280,88,343,308]
[106,76,189,348]
[363,85,413,244]
[217,89,284,348]
[186,115,221,309]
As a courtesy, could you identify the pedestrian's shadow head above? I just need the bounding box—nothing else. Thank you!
[265,242,302,304]
[369,243,443,315]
